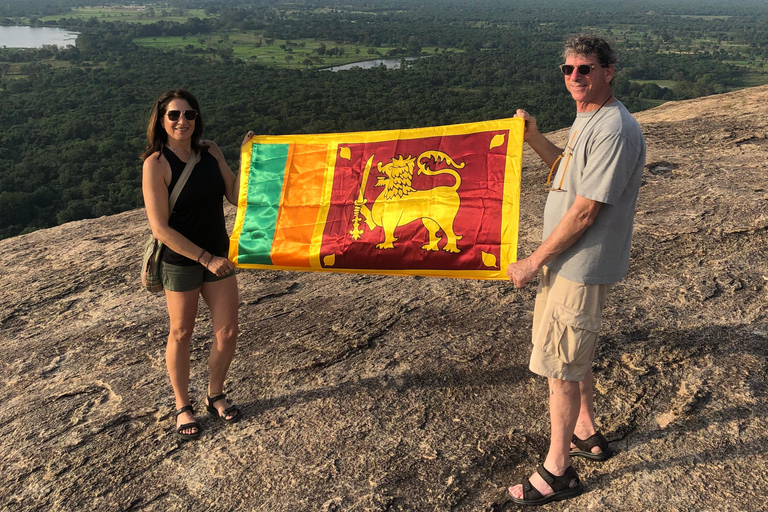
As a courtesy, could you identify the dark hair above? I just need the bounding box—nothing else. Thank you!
[141,89,204,161]
[563,35,617,68]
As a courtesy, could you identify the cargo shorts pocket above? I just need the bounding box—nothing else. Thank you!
[540,303,602,365]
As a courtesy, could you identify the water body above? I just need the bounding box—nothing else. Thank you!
[0,26,80,49]
[322,57,420,72]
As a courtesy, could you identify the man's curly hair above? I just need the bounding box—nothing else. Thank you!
[563,35,617,68]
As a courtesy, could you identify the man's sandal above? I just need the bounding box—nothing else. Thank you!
[509,465,583,506]
[206,393,242,424]
[174,405,201,440]
[571,432,613,461]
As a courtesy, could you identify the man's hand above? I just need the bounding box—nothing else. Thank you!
[507,257,539,288]
[514,109,563,169]
[514,109,539,143]
[507,196,602,288]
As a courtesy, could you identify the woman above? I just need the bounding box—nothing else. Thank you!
[142,89,252,440]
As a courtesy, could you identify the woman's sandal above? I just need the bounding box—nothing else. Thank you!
[571,432,613,461]
[174,405,201,440]
[206,393,242,424]
[509,464,583,506]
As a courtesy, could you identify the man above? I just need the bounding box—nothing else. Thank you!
[507,35,646,506]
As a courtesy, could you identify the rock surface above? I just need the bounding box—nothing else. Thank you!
[2,86,767,512]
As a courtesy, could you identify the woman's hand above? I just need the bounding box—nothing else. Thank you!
[205,255,236,277]
[241,131,254,147]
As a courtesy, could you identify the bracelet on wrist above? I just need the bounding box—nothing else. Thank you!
[205,254,214,269]
[196,248,206,264]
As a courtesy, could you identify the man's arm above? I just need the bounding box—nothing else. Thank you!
[507,195,602,287]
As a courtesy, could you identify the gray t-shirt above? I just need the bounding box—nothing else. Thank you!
[542,100,646,284]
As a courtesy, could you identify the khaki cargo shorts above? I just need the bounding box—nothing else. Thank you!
[529,267,612,381]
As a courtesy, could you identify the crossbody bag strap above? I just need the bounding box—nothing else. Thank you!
[167,151,200,214]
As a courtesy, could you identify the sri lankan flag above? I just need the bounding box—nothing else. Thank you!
[229,118,524,280]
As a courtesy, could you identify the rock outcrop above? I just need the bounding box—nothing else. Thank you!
[2,86,767,511]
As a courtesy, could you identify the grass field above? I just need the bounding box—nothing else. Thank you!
[38,6,211,24]
[28,4,454,70]
[638,98,667,109]
[670,15,732,20]
[11,4,768,81]
[632,79,677,89]
[134,32,454,69]
[740,72,768,87]
[0,58,74,80]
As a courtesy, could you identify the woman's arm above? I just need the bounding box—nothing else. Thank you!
[205,131,254,206]
[142,153,230,274]
[204,140,239,206]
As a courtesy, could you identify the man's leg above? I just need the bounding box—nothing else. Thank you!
[509,377,581,499]
[568,368,611,457]
[510,269,605,500]
[547,377,581,469]
[574,369,597,440]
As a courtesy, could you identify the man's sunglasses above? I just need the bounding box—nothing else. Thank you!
[166,109,198,121]
[559,64,598,76]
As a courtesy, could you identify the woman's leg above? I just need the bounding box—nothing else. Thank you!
[201,276,239,419]
[165,288,201,434]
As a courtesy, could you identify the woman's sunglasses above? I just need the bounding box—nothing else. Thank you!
[165,109,198,121]
[559,64,597,76]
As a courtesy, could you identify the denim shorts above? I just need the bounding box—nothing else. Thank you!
[160,261,233,292]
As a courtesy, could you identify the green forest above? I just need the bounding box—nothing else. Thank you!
[2,0,768,239]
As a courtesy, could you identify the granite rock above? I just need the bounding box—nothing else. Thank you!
[2,86,767,511]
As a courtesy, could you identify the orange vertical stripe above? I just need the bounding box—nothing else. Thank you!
[270,144,329,267]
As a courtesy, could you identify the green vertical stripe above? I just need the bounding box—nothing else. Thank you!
[238,143,290,265]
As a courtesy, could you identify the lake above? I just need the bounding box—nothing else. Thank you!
[322,57,421,72]
[0,26,80,49]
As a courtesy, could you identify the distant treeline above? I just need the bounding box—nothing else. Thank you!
[1,0,767,239]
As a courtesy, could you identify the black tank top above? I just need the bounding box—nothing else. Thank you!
[161,147,229,266]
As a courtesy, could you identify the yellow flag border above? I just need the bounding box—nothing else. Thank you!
[230,117,524,280]
[229,140,254,264]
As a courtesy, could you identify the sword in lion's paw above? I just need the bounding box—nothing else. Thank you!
[350,154,375,240]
